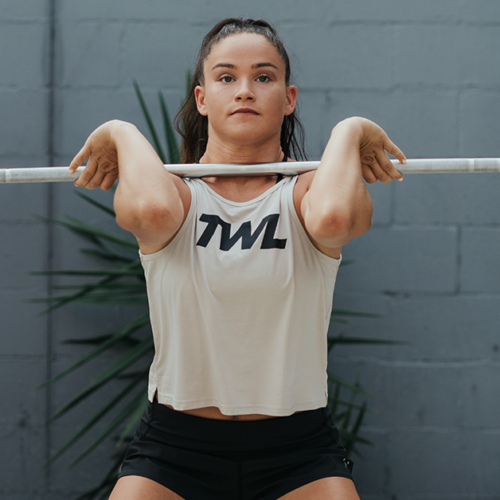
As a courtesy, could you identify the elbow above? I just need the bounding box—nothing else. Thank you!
[116,199,183,235]
[305,205,372,246]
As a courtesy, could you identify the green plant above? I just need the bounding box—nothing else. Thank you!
[33,79,405,499]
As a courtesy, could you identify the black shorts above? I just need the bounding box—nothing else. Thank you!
[118,398,354,500]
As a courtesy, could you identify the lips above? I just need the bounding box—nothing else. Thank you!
[232,108,259,115]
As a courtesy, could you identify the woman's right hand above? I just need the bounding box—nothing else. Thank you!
[68,120,126,190]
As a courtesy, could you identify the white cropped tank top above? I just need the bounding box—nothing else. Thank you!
[140,175,341,416]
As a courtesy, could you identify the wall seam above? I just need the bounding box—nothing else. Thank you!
[45,0,56,491]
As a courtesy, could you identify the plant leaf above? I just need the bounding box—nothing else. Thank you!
[329,335,411,347]
[68,393,146,469]
[48,336,153,422]
[116,391,149,446]
[37,313,150,391]
[158,91,180,164]
[42,371,146,468]
[33,214,138,250]
[331,309,383,319]
[74,191,116,217]
[327,372,371,396]
[133,80,166,163]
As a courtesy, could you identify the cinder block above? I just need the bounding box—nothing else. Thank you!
[392,295,499,361]
[464,26,500,87]
[59,22,122,87]
[395,173,500,225]
[396,24,500,88]
[330,293,500,362]
[339,360,497,431]
[0,358,47,422]
[54,87,184,157]
[368,182,393,225]
[0,419,45,490]
[387,429,497,496]
[0,0,47,19]
[121,22,206,88]
[461,90,500,157]
[0,290,47,356]
[0,156,49,169]
[394,25,466,87]
[0,23,47,86]
[475,431,500,495]
[0,183,47,223]
[295,89,328,159]
[0,223,47,289]
[279,24,394,90]
[348,429,390,497]
[461,227,500,292]
[461,0,500,24]
[331,0,463,22]
[369,364,500,429]
[0,89,49,156]
[336,226,458,292]
[58,0,334,23]
[324,89,458,159]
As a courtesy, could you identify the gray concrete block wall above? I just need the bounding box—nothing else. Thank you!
[1,1,500,498]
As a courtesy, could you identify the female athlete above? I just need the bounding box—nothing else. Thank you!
[69,17,406,500]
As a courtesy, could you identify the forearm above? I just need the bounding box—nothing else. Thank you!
[110,121,184,236]
[303,118,373,246]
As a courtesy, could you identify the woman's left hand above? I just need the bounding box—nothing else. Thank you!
[353,117,406,184]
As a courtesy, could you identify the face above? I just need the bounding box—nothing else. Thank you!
[195,33,297,148]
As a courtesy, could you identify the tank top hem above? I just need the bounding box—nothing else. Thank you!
[149,385,328,417]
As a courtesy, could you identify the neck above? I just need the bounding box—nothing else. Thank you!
[199,135,284,166]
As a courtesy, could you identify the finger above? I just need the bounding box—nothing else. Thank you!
[368,159,392,184]
[74,156,98,188]
[376,150,403,181]
[361,164,378,184]
[101,171,118,191]
[69,142,91,173]
[85,165,107,190]
[384,136,406,165]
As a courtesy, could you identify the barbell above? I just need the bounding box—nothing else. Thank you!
[1,158,500,183]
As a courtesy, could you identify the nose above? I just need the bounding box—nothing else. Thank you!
[235,79,255,101]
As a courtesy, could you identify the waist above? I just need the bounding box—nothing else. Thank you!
[161,401,306,421]
[150,398,332,449]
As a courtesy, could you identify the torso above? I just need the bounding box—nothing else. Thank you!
[143,168,340,421]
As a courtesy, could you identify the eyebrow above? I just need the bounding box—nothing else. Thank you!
[211,62,279,71]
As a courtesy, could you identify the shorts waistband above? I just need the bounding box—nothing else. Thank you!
[148,398,332,450]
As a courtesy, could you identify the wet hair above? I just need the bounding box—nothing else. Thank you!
[174,18,307,163]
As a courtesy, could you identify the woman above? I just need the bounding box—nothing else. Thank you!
[69,18,405,500]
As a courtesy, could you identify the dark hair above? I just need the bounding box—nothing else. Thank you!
[174,18,307,163]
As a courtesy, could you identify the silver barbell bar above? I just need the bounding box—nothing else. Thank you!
[1,158,500,184]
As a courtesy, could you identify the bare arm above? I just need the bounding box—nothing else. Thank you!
[296,117,406,251]
[68,120,190,250]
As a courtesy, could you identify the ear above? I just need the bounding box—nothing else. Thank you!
[195,85,208,116]
[284,85,298,116]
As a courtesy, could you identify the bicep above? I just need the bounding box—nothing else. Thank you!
[118,174,191,251]
[293,173,342,259]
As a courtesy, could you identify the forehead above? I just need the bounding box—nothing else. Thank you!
[205,32,284,68]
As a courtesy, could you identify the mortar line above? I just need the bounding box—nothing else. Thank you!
[45,0,57,491]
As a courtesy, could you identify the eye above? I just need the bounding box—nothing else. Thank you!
[257,75,270,83]
[220,75,233,83]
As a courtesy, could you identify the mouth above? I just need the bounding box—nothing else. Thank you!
[232,108,259,115]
